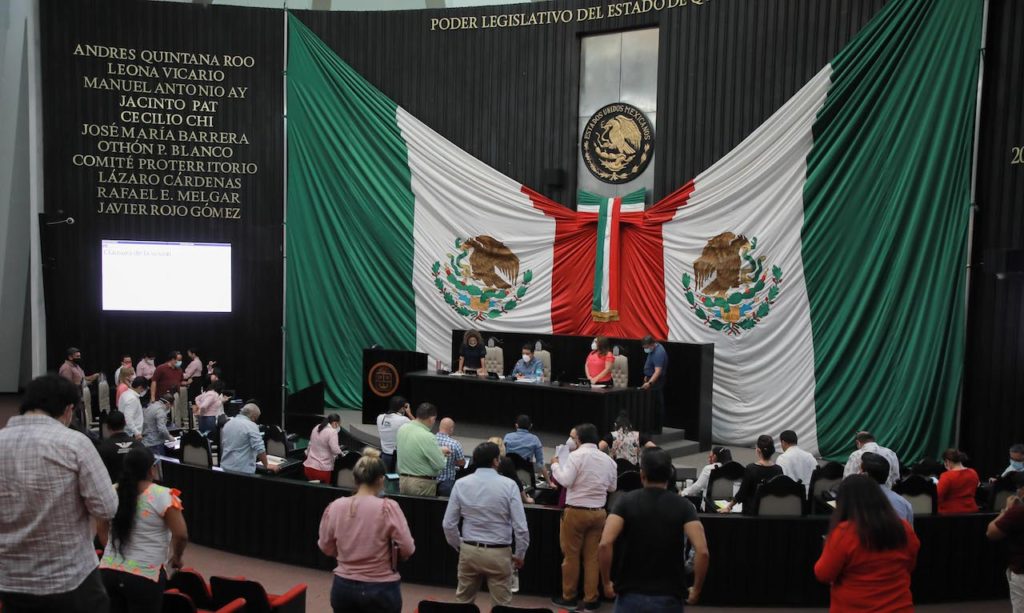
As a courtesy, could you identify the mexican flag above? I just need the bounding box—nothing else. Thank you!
[286,0,981,461]
[286,14,561,407]
[659,0,980,456]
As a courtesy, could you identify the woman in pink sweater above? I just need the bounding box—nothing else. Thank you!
[318,448,415,613]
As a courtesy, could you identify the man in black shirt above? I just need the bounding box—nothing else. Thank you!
[599,447,709,611]
[95,410,143,483]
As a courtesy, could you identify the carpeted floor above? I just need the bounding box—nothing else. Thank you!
[183,543,1008,613]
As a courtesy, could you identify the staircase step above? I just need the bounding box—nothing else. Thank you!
[651,427,687,444]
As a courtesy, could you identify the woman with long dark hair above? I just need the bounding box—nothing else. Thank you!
[585,336,614,386]
[318,448,416,612]
[458,329,487,374]
[937,448,980,514]
[304,413,343,482]
[815,474,920,611]
[719,435,783,514]
[599,411,655,466]
[98,447,188,612]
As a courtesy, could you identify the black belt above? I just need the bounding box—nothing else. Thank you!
[566,505,605,511]
[463,541,511,549]
[399,473,434,479]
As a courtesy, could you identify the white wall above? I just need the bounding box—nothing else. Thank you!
[0,0,45,391]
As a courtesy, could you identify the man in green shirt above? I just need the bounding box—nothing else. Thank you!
[397,402,449,496]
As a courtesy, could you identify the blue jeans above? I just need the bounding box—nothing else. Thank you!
[615,592,684,613]
[330,576,401,613]
[197,415,217,434]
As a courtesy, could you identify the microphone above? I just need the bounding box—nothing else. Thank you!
[46,217,74,226]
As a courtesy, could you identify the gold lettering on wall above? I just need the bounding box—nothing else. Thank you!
[72,43,259,220]
[429,0,707,31]
[1012,146,1023,165]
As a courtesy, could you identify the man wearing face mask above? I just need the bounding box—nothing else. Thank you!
[511,344,544,382]
[639,335,668,432]
[135,351,157,381]
[58,347,100,432]
[1002,445,1024,478]
[0,375,118,612]
[150,350,183,420]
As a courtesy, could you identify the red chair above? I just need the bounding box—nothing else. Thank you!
[163,589,246,613]
[209,576,307,613]
[167,568,214,610]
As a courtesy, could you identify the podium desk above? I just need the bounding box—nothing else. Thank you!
[406,370,652,434]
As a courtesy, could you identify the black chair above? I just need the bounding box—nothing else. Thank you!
[618,470,643,492]
[808,461,844,514]
[988,474,1019,512]
[705,461,746,511]
[337,424,373,451]
[163,589,245,613]
[753,474,806,516]
[416,601,481,613]
[166,568,214,610]
[209,576,307,613]
[334,451,362,488]
[492,607,555,613]
[180,429,213,469]
[910,458,946,480]
[506,452,537,490]
[615,457,639,475]
[263,425,295,459]
[893,474,938,515]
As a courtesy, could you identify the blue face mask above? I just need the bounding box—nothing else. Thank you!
[174,360,182,368]
[644,347,653,354]
[1011,460,1024,471]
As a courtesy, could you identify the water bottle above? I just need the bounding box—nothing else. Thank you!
[511,568,519,593]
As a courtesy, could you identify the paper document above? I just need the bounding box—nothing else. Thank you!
[555,444,571,466]
[714,500,743,513]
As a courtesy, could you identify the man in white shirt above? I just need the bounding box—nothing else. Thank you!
[117,377,149,441]
[843,431,900,488]
[376,395,413,473]
[776,430,818,493]
[681,446,731,498]
[550,423,617,610]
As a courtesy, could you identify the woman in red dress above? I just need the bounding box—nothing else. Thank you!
[937,448,980,514]
[815,474,920,612]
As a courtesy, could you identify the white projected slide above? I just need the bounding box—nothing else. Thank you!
[102,240,232,312]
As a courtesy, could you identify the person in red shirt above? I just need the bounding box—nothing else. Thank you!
[150,351,183,402]
[937,448,980,514]
[986,472,1024,611]
[585,336,614,386]
[815,474,920,612]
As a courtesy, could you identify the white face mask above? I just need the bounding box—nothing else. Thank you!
[566,437,578,452]
[591,342,598,351]
[522,354,532,363]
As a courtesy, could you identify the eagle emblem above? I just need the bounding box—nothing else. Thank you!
[681,233,783,335]
[431,236,533,321]
[581,102,654,184]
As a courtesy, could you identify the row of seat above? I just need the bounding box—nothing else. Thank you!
[700,461,1016,516]
[165,569,306,613]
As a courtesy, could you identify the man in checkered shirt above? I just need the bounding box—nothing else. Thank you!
[436,417,466,497]
[0,375,118,612]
